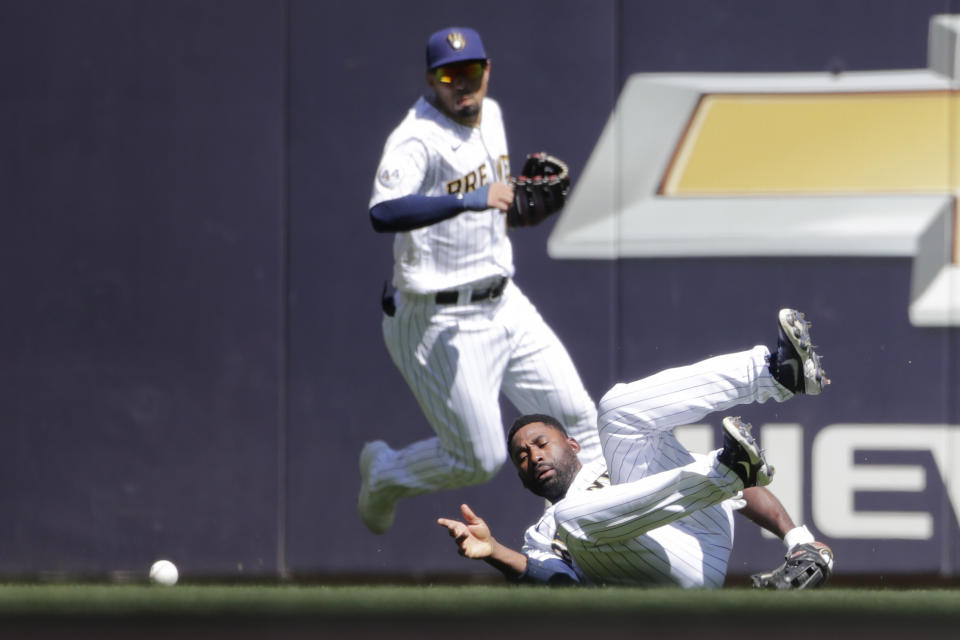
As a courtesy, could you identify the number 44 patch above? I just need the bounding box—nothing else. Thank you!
[378,165,403,189]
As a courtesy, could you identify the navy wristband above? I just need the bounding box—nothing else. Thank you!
[461,185,490,211]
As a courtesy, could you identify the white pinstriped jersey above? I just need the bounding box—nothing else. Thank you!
[370,96,513,294]
[361,90,602,523]
[521,347,793,588]
[522,456,741,587]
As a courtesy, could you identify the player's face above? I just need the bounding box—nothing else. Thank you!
[426,59,490,125]
[509,422,582,503]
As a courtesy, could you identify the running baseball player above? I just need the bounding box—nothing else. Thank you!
[358,27,600,534]
[438,308,834,588]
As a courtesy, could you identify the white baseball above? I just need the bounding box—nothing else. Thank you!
[149,559,179,586]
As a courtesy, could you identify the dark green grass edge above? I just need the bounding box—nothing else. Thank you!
[1,585,959,640]
[1,584,959,619]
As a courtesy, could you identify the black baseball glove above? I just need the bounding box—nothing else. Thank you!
[506,152,570,228]
[751,541,834,590]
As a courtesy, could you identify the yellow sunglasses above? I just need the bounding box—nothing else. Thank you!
[433,61,487,85]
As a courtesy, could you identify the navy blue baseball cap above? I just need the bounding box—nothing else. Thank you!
[426,27,487,70]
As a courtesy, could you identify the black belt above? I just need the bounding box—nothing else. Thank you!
[435,277,508,304]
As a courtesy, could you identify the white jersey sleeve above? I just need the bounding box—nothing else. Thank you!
[521,509,562,561]
[520,511,582,584]
[369,137,429,208]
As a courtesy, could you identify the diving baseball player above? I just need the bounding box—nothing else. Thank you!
[358,27,600,534]
[438,308,833,588]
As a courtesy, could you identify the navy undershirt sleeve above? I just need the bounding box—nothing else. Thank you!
[516,556,581,585]
[370,186,490,233]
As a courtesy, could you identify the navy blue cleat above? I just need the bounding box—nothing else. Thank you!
[718,416,773,488]
[769,308,829,395]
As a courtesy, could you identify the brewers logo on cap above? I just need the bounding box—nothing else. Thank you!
[426,27,486,69]
[447,31,466,51]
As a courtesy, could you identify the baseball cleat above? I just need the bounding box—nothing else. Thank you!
[717,416,773,488]
[358,440,396,535]
[769,308,829,395]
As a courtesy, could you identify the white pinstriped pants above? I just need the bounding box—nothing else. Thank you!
[371,279,600,503]
[555,347,793,587]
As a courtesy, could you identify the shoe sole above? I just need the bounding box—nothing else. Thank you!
[722,416,773,487]
[778,308,830,395]
[358,440,394,535]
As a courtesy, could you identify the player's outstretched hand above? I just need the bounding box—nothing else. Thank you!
[437,503,494,559]
[486,182,514,212]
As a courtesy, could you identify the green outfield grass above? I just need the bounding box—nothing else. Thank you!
[0,583,959,617]
[0,584,958,638]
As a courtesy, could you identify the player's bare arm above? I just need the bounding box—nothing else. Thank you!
[487,181,514,211]
[739,485,826,563]
[738,487,795,538]
[436,503,527,578]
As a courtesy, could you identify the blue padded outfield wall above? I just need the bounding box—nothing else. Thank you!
[2,0,959,582]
